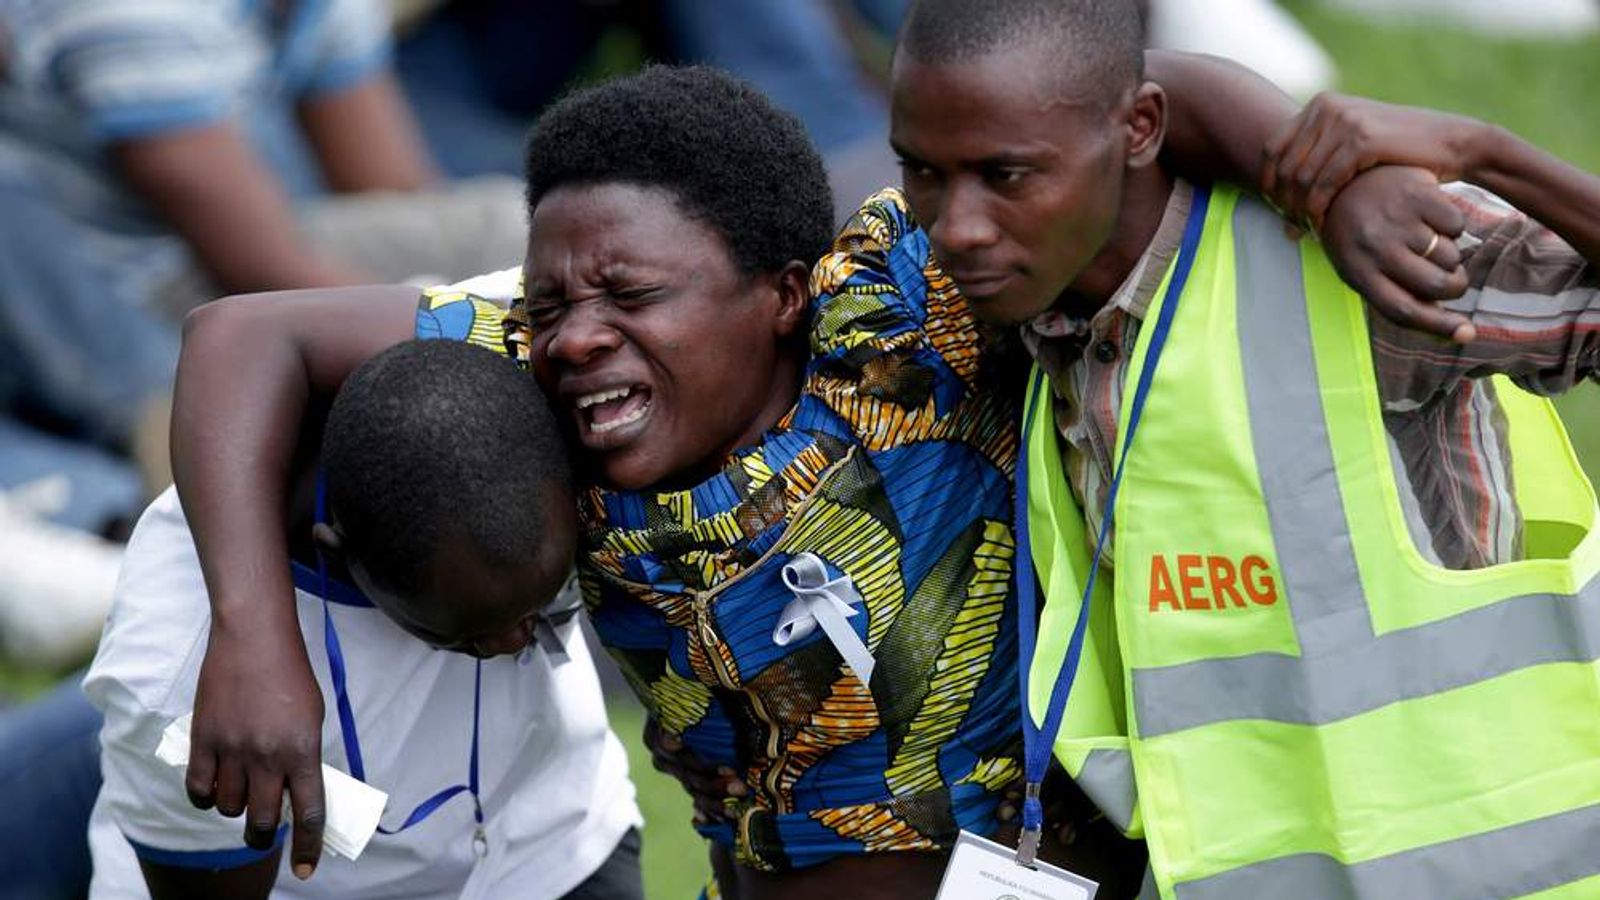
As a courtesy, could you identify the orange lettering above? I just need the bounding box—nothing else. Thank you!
[1149,555,1181,612]
[1242,555,1278,605]
[1207,556,1246,609]
[1178,554,1209,610]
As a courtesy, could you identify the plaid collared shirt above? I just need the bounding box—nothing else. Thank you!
[1022,180,1600,571]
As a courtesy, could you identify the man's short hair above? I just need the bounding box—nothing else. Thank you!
[322,339,571,597]
[898,0,1145,111]
[523,65,834,276]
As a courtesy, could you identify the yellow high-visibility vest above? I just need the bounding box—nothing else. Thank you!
[1025,185,1600,898]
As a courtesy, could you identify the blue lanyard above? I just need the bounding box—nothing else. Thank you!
[313,473,486,844]
[1013,185,1211,856]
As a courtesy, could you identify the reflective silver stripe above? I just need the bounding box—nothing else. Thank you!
[1130,196,1600,739]
[1230,197,1371,652]
[1077,748,1137,833]
[1138,865,1160,899]
[1121,196,1600,896]
[1173,801,1600,900]
[1133,582,1600,735]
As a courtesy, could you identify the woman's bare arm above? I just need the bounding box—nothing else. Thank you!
[1148,49,1297,193]
[1149,51,1478,340]
[172,286,417,877]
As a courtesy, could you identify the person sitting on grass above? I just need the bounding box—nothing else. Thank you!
[84,340,642,900]
[161,63,1464,899]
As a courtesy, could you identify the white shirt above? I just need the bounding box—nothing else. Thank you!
[85,488,641,899]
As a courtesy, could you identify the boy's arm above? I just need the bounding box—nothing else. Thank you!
[174,287,418,876]
[1149,52,1475,341]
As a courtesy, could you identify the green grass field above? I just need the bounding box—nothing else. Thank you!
[609,701,708,897]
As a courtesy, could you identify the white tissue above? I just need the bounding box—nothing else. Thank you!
[156,714,388,860]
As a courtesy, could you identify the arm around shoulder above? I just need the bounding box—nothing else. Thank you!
[1463,123,1600,265]
[1146,50,1296,193]
[172,285,418,877]
[174,283,417,642]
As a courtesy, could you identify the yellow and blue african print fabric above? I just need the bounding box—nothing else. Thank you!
[415,284,516,356]
[419,190,1022,871]
[581,189,1023,870]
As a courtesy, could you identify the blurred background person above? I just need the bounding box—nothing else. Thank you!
[0,0,529,668]
[393,0,906,221]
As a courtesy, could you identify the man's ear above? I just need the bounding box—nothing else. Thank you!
[770,260,812,340]
[1126,81,1167,170]
[311,521,345,557]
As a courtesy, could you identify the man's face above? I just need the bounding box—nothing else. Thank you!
[346,516,575,659]
[521,183,804,491]
[890,44,1128,325]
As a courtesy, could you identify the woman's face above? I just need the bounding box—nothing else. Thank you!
[521,182,809,492]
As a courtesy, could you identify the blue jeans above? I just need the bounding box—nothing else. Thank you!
[659,0,891,152]
[0,679,103,900]
[657,0,906,215]
[0,177,175,527]
[562,829,643,900]
[395,0,624,178]
[0,417,143,531]
[0,179,178,450]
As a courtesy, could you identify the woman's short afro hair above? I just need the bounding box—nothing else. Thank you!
[524,65,835,275]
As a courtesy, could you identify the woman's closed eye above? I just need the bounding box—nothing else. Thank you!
[610,285,662,307]
[521,298,565,326]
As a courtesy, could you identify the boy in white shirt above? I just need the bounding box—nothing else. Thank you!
[85,340,642,899]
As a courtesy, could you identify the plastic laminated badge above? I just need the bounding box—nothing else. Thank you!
[156,713,388,860]
[935,831,1098,900]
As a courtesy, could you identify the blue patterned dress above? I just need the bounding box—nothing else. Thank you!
[422,190,1023,871]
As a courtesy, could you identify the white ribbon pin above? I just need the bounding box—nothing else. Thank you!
[773,552,876,685]
[156,714,387,861]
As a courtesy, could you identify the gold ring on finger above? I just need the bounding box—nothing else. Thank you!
[1422,232,1440,261]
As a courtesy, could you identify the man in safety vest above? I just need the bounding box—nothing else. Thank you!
[888,0,1600,897]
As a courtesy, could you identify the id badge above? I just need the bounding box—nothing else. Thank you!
[935,830,1098,900]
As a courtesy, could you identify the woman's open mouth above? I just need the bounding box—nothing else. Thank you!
[574,384,653,438]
